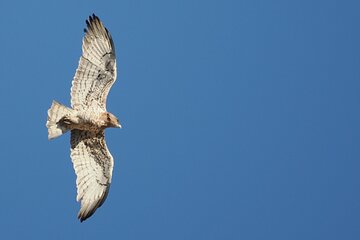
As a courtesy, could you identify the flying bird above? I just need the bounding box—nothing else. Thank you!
[46,14,121,222]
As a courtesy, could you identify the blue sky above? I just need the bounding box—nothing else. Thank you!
[0,0,359,239]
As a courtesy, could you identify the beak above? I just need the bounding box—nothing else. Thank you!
[116,123,122,128]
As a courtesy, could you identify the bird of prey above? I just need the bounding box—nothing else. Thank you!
[46,14,121,222]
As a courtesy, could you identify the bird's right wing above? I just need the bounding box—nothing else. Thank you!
[70,129,114,222]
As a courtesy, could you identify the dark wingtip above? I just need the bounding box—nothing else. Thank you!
[77,208,95,223]
[85,14,101,33]
[77,185,111,223]
[78,211,91,223]
[79,217,87,223]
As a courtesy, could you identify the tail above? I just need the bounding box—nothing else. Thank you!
[46,100,73,140]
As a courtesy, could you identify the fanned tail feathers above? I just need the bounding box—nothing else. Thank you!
[46,100,73,140]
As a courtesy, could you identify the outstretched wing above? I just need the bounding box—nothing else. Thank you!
[71,14,117,111]
[70,129,114,222]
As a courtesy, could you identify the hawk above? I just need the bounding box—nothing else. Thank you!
[46,14,121,222]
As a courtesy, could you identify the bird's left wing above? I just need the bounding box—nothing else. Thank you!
[70,129,114,222]
[71,14,117,111]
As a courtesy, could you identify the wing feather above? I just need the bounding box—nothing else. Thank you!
[71,14,117,111]
[70,129,114,222]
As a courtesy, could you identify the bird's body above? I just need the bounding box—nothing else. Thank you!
[46,14,120,222]
[49,101,119,134]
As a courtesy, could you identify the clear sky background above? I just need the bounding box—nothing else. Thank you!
[0,0,359,239]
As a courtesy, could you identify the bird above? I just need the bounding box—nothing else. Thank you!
[46,14,121,222]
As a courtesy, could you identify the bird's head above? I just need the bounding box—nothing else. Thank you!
[100,112,122,128]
